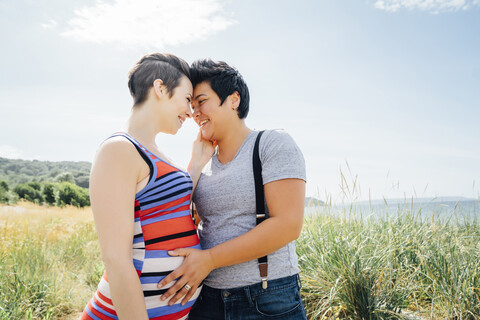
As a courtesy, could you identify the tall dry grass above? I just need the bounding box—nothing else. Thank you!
[0,202,102,319]
[298,204,480,319]
[2,198,479,319]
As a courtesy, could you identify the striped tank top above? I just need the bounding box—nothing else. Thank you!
[81,132,202,320]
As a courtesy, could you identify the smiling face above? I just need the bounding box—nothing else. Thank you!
[161,76,193,134]
[192,81,238,141]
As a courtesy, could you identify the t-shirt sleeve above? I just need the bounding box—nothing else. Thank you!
[260,129,306,184]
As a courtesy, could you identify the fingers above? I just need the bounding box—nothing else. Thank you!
[168,283,198,306]
[160,276,186,302]
[168,248,187,257]
[181,284,198,305]
[157,248,207,305]
[161,278,199,306]
[158,268,180,291]
[157,249,190,288]
[198,128,208,141]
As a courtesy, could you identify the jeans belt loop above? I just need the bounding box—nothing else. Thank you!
[244,286,255,306]
[297,273,302,289]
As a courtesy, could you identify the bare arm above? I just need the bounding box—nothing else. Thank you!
[187,130,215,191]
[158,178,305,305]
[90,138,149,319]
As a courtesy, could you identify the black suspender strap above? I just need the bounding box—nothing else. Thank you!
[253,130,268,289]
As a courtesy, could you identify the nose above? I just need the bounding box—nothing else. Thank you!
[192,106,201,119]
[185,104,193,118]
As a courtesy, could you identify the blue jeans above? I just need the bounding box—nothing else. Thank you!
[188,274,307,320]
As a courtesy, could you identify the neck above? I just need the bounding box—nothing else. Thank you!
[216,121,251,164]
[126,103,159,146]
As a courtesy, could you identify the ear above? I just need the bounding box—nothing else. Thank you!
[230,91,240,110]
[153,79,166,98]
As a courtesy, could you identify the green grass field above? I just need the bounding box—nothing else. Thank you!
[1,202,479,319]
[298,204,480,319]
[0,202,102,320]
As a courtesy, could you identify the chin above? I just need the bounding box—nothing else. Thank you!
[166,127,180,135]
[201,129,214,141]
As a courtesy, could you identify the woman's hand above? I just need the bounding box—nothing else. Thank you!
[188,130,216,191]
[191,130,216,169]
[157,248,215,306]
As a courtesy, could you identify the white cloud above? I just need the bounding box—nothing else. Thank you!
[0,145,23,159]
[41,19,58,30]
[60,0,235,49]
[374,0,480,12]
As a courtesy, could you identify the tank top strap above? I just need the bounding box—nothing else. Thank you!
[106,132,156,186]
[108,132,157,157]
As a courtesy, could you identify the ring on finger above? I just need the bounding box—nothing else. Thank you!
[184,283,192,291]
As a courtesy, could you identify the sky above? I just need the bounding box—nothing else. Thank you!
[1,0,479,202]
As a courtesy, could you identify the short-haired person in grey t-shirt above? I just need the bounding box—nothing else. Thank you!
[157,59,307,319]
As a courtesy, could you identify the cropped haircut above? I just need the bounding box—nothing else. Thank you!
[128,53,191,106]
[190,59,250,119]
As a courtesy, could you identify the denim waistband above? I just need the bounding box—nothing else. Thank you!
[200,274,301,302]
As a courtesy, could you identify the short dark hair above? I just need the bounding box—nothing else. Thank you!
[128,53,191,106]
[190,59,250,119]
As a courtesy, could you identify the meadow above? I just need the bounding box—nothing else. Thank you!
[299,203,480,319]
[0,203,101,320]
[1,202,479,319]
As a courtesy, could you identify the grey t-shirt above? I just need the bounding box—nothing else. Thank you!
[192,129,306,289]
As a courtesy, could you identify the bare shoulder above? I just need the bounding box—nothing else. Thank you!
[91,136,145,178]
[94,136,138,163]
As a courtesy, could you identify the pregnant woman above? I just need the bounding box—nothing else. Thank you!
[81,53,214,320]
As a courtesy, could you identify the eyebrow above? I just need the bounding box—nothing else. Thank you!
[194,93,207,100]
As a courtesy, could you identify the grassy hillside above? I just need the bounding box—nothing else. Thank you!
[0,157,91,188]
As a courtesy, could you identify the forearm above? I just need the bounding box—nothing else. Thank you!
[188,131,216,191]
[207,216,303,269]
[103,260,149,320]
[187,162,203,191]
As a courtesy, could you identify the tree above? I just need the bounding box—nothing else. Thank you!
[0,180,9,192]
[14,183,44,203]
[55,172,75,184]
[14,184,36,200]
[28,181,42,191]
[0,180,10,203]
[42,183,56,205]
[57,183,75,206]
[57,182,90,207]
[74,175,90,188]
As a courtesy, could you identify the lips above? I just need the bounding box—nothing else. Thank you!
[178,116,185,127]
[197,119,211,138]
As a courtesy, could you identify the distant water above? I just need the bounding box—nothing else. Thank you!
[305,199,480,223]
